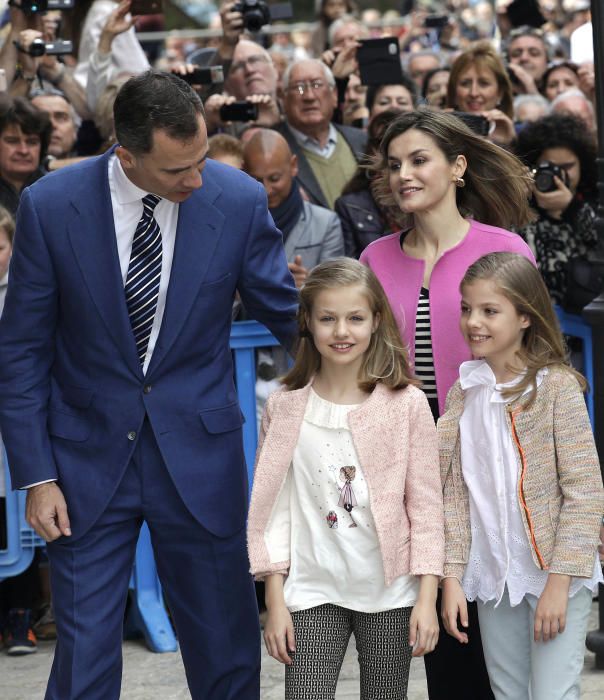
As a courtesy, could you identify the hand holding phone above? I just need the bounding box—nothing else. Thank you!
[219,102,259,122]
[356,38,403,86]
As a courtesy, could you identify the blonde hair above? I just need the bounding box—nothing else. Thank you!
[282,258,418,392]
[448,42,514,119]
[0,204,15,244]
[370,108,533,231]
[461,252,586,406]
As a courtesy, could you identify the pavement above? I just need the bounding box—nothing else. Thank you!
[1,601,604,699]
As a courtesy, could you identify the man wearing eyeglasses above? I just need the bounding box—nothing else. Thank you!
[204,39,281,134]
[277,59,366,210]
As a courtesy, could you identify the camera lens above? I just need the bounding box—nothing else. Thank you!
[29,38,47,57]
[534,171,554,193]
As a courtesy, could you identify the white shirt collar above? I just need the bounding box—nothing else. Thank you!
[459,359,547,404]
[111,154,156,206]
[288,122,338,149]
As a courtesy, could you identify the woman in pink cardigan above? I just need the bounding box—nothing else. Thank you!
[361,109,535,700]
[247,259,444,699]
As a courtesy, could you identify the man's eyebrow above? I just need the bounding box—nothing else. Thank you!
[161,150,209,174]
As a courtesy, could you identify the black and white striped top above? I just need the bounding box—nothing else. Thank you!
[415,287,439,418]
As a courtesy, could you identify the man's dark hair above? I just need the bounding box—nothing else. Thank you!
[0,96,51,160]
[114,71,205,154]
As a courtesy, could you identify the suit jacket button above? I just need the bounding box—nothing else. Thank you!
[127,431,137,441]
[143,385,152,394]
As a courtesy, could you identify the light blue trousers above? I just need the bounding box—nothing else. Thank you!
[477,587,593,700]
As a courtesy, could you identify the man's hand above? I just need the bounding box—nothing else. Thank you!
[16,28,43,77]
[330,43,360,80]
[246,93,280,127]
[98,0,136,55]
[26,482,71,542]
[598,522,604,563]
[534,573,570,642]
[288,256,308,289]
[507,63,538,95]
[218,1,244,58]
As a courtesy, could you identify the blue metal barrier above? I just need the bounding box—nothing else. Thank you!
[555,306,595,428]
[0,460,46,579]
[0,321,279,652]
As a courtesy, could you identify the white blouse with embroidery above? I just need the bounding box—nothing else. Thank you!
[458,360,602,607]
[281,388,419,613]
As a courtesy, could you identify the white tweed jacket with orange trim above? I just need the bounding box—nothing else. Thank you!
[438,366,604,581]
[247,381,445,585]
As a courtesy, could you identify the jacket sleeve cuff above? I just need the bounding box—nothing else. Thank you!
[251,560,290,582]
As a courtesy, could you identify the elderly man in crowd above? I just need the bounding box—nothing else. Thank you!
[407,50,443,91]
[276,59,366,210]
[551,87,597,135]
[205,38,281,133]
[243,128,344,287]
[30,90,79,162]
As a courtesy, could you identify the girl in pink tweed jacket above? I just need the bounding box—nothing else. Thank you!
[440,253,604,700]
[247,258,444,700]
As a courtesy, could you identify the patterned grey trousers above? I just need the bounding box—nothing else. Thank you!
[285,603,413,700]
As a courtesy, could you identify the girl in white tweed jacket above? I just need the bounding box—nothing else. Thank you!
[440,252,604,700]
[247,258,444,700]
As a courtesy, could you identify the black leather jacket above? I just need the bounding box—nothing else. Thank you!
[335,188,390,259]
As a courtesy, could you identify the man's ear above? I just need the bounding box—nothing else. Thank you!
[116,145,135,171]
[291,154,298,178]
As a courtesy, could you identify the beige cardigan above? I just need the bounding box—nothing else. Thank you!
[438,366,604,581]
[247,381,445,585]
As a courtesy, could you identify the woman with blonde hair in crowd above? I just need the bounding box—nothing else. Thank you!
[447,42,516,147]
[361,108,535,699]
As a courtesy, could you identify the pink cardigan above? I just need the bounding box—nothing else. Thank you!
[247,382,445,586]
[360,220,536,415]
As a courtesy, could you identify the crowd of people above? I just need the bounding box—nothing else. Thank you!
[0,1,603,699]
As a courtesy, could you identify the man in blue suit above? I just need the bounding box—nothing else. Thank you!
[0,71,298,699]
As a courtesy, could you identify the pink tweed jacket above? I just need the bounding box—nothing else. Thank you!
[247,381,445,586]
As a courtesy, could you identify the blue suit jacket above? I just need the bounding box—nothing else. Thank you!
[0,149,298,539]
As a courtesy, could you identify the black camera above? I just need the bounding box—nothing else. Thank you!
[10,0,74,14]
[533,161,569,193]
[233,0,271,32]
[232,1,293,33]
[16,37,73,57]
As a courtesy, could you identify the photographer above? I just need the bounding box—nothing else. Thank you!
[514,113,598,306]
[204,39,281,134]
[12,26,91,120]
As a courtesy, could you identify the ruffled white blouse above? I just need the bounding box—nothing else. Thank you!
[458,360,602,607]
[282,388,419,613]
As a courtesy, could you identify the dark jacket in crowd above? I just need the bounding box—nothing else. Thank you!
[518,199,598,307]
[0,167,46,217]
[334,188,390,259]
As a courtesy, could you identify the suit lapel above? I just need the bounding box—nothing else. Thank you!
[67,150,142,377]
[146,177,225,375]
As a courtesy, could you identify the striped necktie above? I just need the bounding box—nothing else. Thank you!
[125,193,162,365]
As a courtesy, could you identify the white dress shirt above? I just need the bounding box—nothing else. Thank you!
[458,360,602,607]
[25,155,179,488]
[109,154,179,374]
